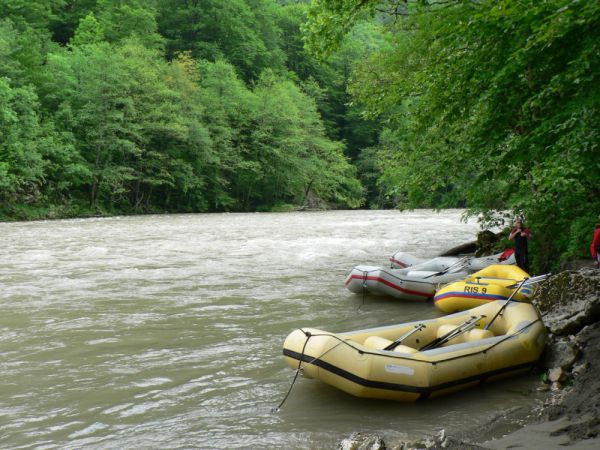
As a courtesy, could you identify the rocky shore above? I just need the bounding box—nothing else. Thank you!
[338,267,600,450]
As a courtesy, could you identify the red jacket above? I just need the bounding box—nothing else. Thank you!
[591,227,600,259]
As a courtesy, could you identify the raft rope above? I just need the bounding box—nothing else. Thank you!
[358,270,369,311]
[272,330,312,413]
[273,329,348,412]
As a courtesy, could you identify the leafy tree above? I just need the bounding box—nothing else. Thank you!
[40,23,192,212]
[196,59,257,210]
[249,70,364,209]
[0,0,63,32]
[157,0,285,81]
[69,12,104,47]
[50,0,98,45]
[276,3,382,169]
[306,0,600,270]
[95,0,164,49]
[0,78,84,213]
[1,0,368,219]
[0,79,45,206]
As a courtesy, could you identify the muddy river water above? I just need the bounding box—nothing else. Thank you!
[0,210,542,449]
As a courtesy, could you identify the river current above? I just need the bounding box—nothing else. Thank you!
[0,210,542,449]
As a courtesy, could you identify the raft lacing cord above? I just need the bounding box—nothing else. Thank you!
[273,329,348,412]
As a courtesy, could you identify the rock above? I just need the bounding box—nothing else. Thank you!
[437,429,446,443]
[542,337,580,370]
[533,270,600,336]
[423,436,436,448]
[439,241,478,256]
[401,436,488,450]
[548,367,564,383]
[475,230,502,257]
[560,258,595,271]
[571,361,588,376]
[338,432,386,450]
[396,439,425,449]
[548,414,600,441]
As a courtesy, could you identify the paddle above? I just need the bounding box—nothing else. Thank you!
[506,273,551,289]
[484,273,551,331]
[384,323,426,351]
[423,256,469,279]
[484,277,529,331]
[420,315,486,351]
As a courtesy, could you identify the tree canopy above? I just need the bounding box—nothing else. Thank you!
[305,0,600,270]
[0,0,369,219]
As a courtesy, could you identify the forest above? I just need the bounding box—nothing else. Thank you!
[1,0,599,271]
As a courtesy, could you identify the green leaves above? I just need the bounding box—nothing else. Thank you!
[157,0,285,82]
[305,0,600,270]
[1,0,367,218]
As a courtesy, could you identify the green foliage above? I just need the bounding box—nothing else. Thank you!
[307,0,600,271]
[70,13,104,47]
[276,3,384,200]
[0,76,80,209]
[95,0,164,49]
[302,0,380,59]
[0,0,372,221]
[0,0,63,32]
[157,0,285,82]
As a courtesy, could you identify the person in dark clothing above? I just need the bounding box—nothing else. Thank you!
[509,218,532,273]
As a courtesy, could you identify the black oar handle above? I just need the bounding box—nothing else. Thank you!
[420,315,485,351]
[484,277,530,330]
[384,323,426,351]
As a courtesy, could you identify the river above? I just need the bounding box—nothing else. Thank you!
[0,210,542,449]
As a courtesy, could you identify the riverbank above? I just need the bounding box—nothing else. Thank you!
[339,266,600,450]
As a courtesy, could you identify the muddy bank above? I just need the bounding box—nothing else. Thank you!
[337,267,600,450]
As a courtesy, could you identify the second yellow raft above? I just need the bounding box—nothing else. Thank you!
[434,264,535,313]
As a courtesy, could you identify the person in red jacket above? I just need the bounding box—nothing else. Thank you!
[591,223,600,268]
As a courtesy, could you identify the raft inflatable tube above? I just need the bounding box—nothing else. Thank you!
[345,256,467,301]
[434,264,534,313]
[389,251,516,270]
[282,300,545,401]
[389,251,424,269]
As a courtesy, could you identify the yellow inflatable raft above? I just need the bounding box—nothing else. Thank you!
[434,265,535,313]
[282,300,545,401]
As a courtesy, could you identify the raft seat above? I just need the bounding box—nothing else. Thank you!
[463,328,494,341]
[363,336,418,353]
[435,325,494,346]
[363,336,393,350]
